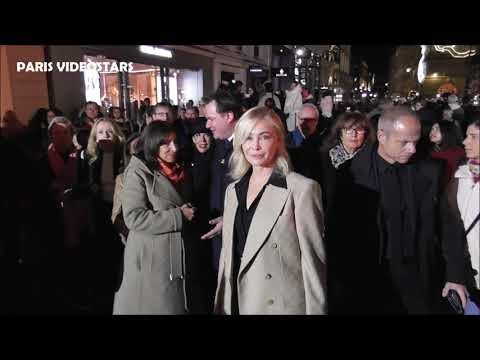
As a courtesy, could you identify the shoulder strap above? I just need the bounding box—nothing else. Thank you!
[466,213,480,236]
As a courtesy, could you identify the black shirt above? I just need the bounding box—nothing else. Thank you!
[376,153,414,261]
[234,169,268,259]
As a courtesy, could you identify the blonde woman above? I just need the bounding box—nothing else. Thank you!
[214,106,326,315]
[76,117,126,312]
[83,117,126,205]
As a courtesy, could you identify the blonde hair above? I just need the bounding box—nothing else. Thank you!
[86,117,125,163]
[229,106,291,180]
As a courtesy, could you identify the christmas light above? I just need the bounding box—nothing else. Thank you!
[433,45,476,58]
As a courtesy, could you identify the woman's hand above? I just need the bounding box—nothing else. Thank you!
[181,203,195,222]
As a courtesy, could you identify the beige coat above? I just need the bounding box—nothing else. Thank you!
[113,156,187,314]
[214,172,327,315]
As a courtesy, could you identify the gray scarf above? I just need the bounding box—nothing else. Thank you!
[329,143,362,169]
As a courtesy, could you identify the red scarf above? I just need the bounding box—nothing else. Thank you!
[157,158,185,186]
[468,159,480,183]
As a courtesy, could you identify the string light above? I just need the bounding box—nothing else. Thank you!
[433,45,476,58]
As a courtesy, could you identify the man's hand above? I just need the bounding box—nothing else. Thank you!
[201,216,223,240]
[442,282,469,309]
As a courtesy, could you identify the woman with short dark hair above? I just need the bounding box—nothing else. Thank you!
[319,111,375,314]
[113,121,195,314]
[321,111,375,216]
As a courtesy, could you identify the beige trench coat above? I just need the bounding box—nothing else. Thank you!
[113,156,187,314]
[214,172,327,315]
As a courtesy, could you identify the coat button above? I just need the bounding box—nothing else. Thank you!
[267,299,274,305]
[266,274,272,279]
[272,243,278,249]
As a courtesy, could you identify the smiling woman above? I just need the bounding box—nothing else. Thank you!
[114,121,196,314]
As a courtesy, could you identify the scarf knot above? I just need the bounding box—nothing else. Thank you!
[157,158,185,185]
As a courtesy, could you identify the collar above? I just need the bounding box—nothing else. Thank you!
[455,164,472,179]
[376,151,395,174]
[227,134,234,143]
[235,167,287,192]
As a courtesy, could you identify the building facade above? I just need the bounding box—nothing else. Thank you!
[351,57,376,102]
[289,45,352,103]
[1,45,50,125]
[1,45,272,123]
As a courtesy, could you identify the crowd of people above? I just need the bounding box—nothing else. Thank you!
[0,80,479,315]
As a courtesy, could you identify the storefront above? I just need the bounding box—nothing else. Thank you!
[47,45,213,119]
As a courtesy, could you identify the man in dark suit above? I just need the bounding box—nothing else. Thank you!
[340,106,469,314]
[200,92,242,273]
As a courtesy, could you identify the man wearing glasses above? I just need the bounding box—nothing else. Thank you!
[287,103,326,184]
[150,103,173,124]
[149,102,189,160]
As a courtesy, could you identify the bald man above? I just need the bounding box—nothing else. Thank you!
[329,106,470,314]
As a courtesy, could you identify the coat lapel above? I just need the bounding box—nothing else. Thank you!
[222,184,238,279]
[153,170,183,206]
[239,184,290,276]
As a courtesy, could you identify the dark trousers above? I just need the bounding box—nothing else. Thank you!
[378,260,429,314]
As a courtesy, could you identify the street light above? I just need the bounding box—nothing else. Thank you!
[406,67,412,73]
[296,48,304,56]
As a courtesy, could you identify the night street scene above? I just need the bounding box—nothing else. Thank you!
[0,45,479,315]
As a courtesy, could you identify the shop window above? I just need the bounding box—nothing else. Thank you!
[84,55,121,109]
[170,68,203,107]
[128,62,160,104]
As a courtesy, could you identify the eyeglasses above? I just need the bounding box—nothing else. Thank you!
[299,117,317,122]
[342,127,366,136]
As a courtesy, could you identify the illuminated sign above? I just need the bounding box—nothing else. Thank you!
[248,65,265,73]
[139,45,173,58]
[272,68,289,77]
